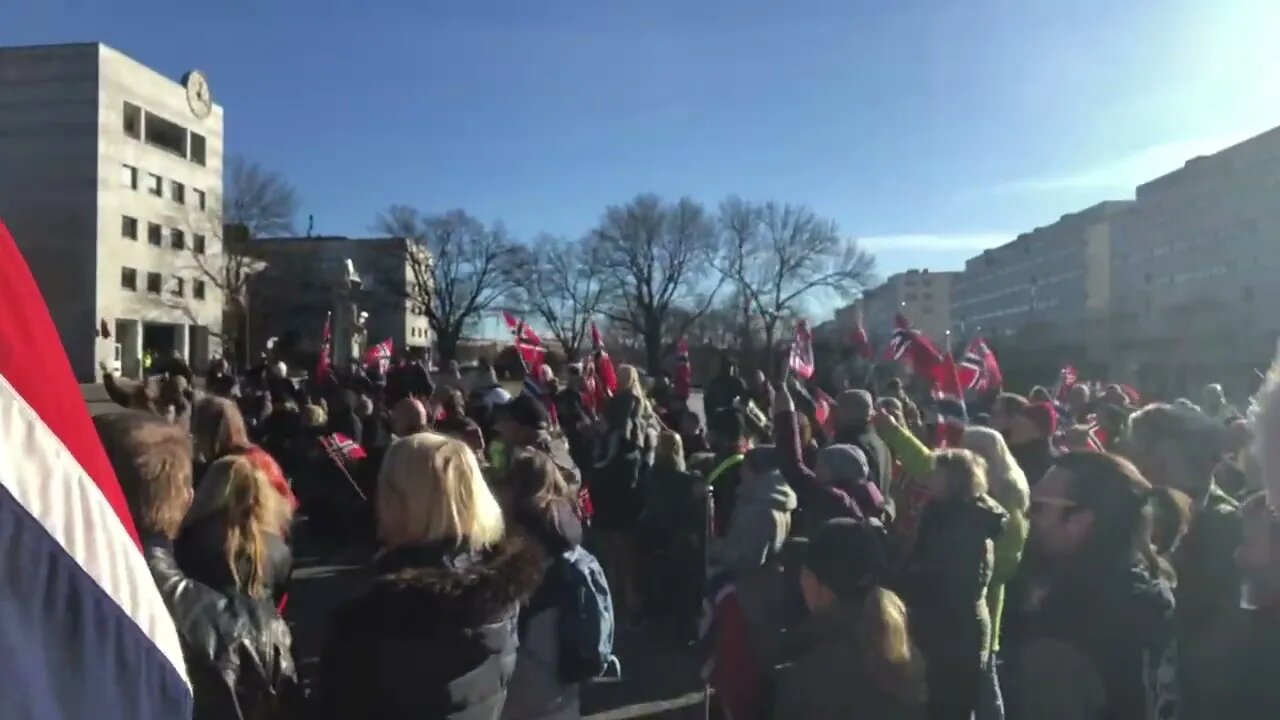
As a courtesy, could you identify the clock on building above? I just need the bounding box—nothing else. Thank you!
[183,70,212,119]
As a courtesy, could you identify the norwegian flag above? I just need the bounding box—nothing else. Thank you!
[932,353,969,448]
[361,338,394,374]
[885,313,944,381]
[788,320,815,380]
[502,310,547,373]
[814,388,836,434]
[851,319,873,360]
[674,336,692,401]
[958,337,1003,394]
[315,311,333,384]
[589,321,617,407]
[1054,365,1079,403]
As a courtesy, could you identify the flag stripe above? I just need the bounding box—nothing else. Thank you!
[0,373,189,688]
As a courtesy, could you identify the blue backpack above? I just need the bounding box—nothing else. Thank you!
[555,546,617,683]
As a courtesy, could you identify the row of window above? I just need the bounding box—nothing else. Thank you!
[121,215,206,253]
[121,163,207,209]
[120,267,206,300]
[122,102,207,166]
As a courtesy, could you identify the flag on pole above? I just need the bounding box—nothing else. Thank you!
[674,336,693,401]
[931,353,968,448]
[885,313,944,381]
[502,310,547,373]
[958,337,1003,394]
[362,338,394,374]
[589,321,617,406]
[851,317,872,359]
[788,320,815,380]
[0,219,192,718]
[315,311,333,383]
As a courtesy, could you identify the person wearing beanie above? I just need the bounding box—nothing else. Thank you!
[1008,402,1058,487]
[833,389,894,492]
[771,518,926,719]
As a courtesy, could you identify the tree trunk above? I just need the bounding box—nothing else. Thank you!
[436,327,460,364]
[644,323,663,375]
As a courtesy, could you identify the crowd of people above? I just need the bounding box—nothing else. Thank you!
[91,342,1280,720]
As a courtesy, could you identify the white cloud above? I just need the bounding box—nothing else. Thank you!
[857,233,1013,252]
[978,129,1264,197]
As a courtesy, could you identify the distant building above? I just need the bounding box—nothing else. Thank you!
[246,236,431,366]
[950,201,1129,364]
[860,269,959,351]
[1109,126,1280,397]
[0,43,225,380]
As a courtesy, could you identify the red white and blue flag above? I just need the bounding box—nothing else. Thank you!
[589,321,617,409]
[362,337,394,374]
[885,313,944,382]
[932,353,969,448]
[958,337,1003,394]
[788,320,815,380]
[0,219,191,718]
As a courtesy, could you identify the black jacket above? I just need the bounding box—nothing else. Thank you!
[143,535,300,720]
[317,535,545,720]
[175,517,293,606]
[1010,438,1055,487]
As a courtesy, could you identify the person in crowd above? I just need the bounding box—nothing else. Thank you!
[1003,452,1176,720]
[901,449,1006,720]
[705,405,751,536]
[1008,402,1057,487]
[1148,485,1191,586]
[1225,492,1280,718]
[592,365,656,622]
[191,397,298,511]
[705,356,748,414]
[1216,418,1254,499]
[1126,402,1243,720]
[871,409,935,552]
[1066,383,1093,425]
[989,393,1028,438]
[356,393,392,456]
[772,518,927,719]
[676,399,711,455]
[961,426,1030,720]
[470,360,514,441]
[495,394,579,487]
[437,387,487,455]
[317,433,543,720]
[638,430,706,637]
[554,370,595,477]
[746,368,775,417]
[495,450,584,720]
[439,358,467,395]
[1202,383,1240,421]
[177,454,294,609]
[1028,386,1053,404]
[390,396,429,437]
[832,389,894,492]
[101,361,160,413]
[326,388,364,447]
[94,412,301,719]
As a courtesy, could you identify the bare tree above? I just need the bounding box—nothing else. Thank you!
[507,234,606,362]
[374,206,517,362]
[717,198,876,374]
[183,156,299,362]
[592,194,724,372]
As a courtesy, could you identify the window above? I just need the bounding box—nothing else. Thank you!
[148,173,163,196]
[193,233,206,254]
[194,188,206,210]
[922,292,934,300]
[123,102,142,139]
[190,133,206,166]
[148,222,162,246]
[146,272,162,294]
[121,215,138,240]
[121,164,138,189]
[171,276,185,298]
[904,292,918,301]
[120,267,137,291]
[171,181,185,204]
[170,228,185,250]
[143,111,187,157]
[193,280,206,300]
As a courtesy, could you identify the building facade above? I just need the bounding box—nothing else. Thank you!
[246,236,432,367]
[860,269,958,351]
[950,200,1129,365]
[0,43,224,381]
[1109,127,1280,398]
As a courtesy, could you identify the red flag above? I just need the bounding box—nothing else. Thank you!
[674,336,692,401]
[931,354,968,448]
[788,320,815,380]
[589,321,617,405]
[958,337,1002,394]
[1054,365,1078,403]
[814,388,836,435]
[362,338,394,374]
[851,319,872,359]
[885,313,943,381]
[502,310,546,373]
[315,311,332,382]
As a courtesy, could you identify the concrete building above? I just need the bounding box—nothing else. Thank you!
[860,269,958,351]
[1109,126,1280,398]
[246,236,432,367]
[950,200,1129,364]
[0,43,224,381]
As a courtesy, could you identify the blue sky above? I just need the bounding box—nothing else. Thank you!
[5,0,1280,317]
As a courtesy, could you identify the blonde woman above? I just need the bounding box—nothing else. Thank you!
[318,433,543,720]
[176,454,294,607]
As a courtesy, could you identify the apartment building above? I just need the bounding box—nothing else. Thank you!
[950,201,1129,364]
[0,43,224,381]
[860,269,958,350]
[1109,126,1280,397]
[246,236,432,367]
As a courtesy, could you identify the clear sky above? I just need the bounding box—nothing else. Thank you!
[4,0,1280,311]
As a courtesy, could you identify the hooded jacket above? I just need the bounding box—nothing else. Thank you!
[710,466,798,636]
[317,535,544,720]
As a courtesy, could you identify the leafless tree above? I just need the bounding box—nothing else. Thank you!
[374,206,517,362]
[592,194,725,373]
[182,157,299,362]
[507,234,607,362]
[717,198,876,374]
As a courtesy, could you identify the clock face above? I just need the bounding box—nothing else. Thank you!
[184,70,212,119]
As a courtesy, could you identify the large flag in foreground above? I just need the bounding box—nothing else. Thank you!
[0,220,191,718]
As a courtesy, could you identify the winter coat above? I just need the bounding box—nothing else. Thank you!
[704,373,747,415]
[317,535,544,720]
[772,601,927,720]
[833,424,893,492]
[592,393,654,531]
[143,535,300,720]
[503,499,584,720]
[1010,438,1055,487]
[988,501,1028,656]
[774,408,882,532]
[1004,560,1177,720]
[901,493,1006,719]
[175,516,293,607]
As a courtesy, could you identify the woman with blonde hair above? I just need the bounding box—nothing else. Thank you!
[176,453,295,606]
[318,432,543,720]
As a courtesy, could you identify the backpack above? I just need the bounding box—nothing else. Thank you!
[555,546,618,683]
